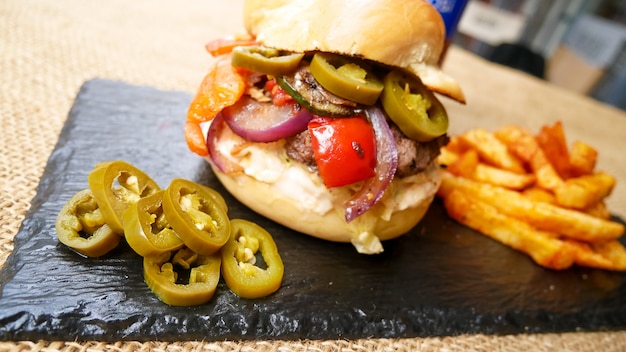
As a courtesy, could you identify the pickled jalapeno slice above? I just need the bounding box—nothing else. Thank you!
[162,178,230,255]
[55,189,122,257]
[309,52,383,105]
[231,46,304,76]
[220,219,284,299]
[380,70,449,142]
[122,190,184,257]
[144,247,221,306]
[87,160,160,234]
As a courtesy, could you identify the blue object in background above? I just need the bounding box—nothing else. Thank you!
[427,0,469,38]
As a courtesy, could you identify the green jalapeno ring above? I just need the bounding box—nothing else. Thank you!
[87,160,160,234]
[380,70,449,142]
[122,190,184,257]
[55,189,122,257]
[220,219,284,299]
[309,52,384,105]
[144,247,221,306]
[198,184,229,215]
[162,178,230,256]
[231,45,304,76]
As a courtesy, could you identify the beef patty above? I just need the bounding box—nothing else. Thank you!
[285,123,447,178]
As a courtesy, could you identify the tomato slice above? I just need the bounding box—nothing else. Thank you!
[308,116,376,188]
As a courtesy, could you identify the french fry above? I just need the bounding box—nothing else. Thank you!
[446,149,479,178]
[472,164,536,190]
[438,123,623,271]
[565,239,626,271]
[439,171,624,243]
[569,140,598,177]
[444,149,536,190]
[565,240,617,270]
[442,189,575,270]
[591,240,626,271]
[536,121,571,179]
[437,147,460,166]
[583,201,612,220]
[554,172,616,210]
[494,125,564,191]
[445,135,467,154]
[522,186,556,204]
[457,128,526,174]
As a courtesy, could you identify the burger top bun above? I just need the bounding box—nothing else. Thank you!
[243,0,465,103]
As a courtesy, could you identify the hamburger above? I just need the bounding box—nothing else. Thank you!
[184,0,465,254]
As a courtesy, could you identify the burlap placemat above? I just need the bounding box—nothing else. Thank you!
[2,0,625,350]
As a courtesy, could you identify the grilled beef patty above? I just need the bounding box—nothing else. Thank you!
[285,123,447,178]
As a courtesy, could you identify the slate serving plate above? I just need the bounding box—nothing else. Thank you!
[1,79,626,342]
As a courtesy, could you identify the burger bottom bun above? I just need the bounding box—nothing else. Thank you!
[208,158,441,254]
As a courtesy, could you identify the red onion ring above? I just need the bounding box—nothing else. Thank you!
[344,107,398,223]
[206,113,243,174]
[222,96,313,143]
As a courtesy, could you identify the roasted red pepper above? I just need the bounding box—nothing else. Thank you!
[308,116,377,188]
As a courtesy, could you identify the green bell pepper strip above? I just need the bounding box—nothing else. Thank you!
[87,160,160,234]
[380,70,449,142]
[162,178,230,255]
[309,52,383,105]
[231,46,304,76]
[122,190,184,257]
[143,247,221,306]
[220,219,284,299]
[55,189,122,257]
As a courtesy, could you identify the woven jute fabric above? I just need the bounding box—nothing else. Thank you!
[2,0,626,350]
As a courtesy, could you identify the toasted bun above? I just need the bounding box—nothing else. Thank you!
[206,125,441,254]
[243,0,465,103]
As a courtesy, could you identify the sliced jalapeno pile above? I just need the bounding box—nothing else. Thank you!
[380,70,449,142]
[144,247,221,306]
[220,219,284,299]
[55,160,284,306]
[309,53,383,105]
[231,46,304,76]
[88,160,160,234]
[55,189,122,257]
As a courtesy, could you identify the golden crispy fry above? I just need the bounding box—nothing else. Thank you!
[473,164,536,190]
[444,149,536,190]
[536,121,571,179]
[554,172,616,210]
[446,149,479,178]
[445,135,467,154]
[592,240,626,270]
[583,201,612,220]
[565,239,626,271]
[457,128,526,174]
[437,147,459,166]
[494,125,564,191]
[439,171,624,243]
[522,187,556,204]
[569,140,598,177]
[441,189,575,270]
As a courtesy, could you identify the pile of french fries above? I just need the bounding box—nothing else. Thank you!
[437,122,626,271]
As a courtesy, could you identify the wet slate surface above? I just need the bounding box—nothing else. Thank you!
[1,79,626,342]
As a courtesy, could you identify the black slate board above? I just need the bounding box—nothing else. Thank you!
[1,79,626,342]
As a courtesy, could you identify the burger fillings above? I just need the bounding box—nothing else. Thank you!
[185,0,464,254]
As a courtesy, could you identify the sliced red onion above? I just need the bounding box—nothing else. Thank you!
[344,107,398,223]
[206,113,243,174]
[222,95,313,143]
